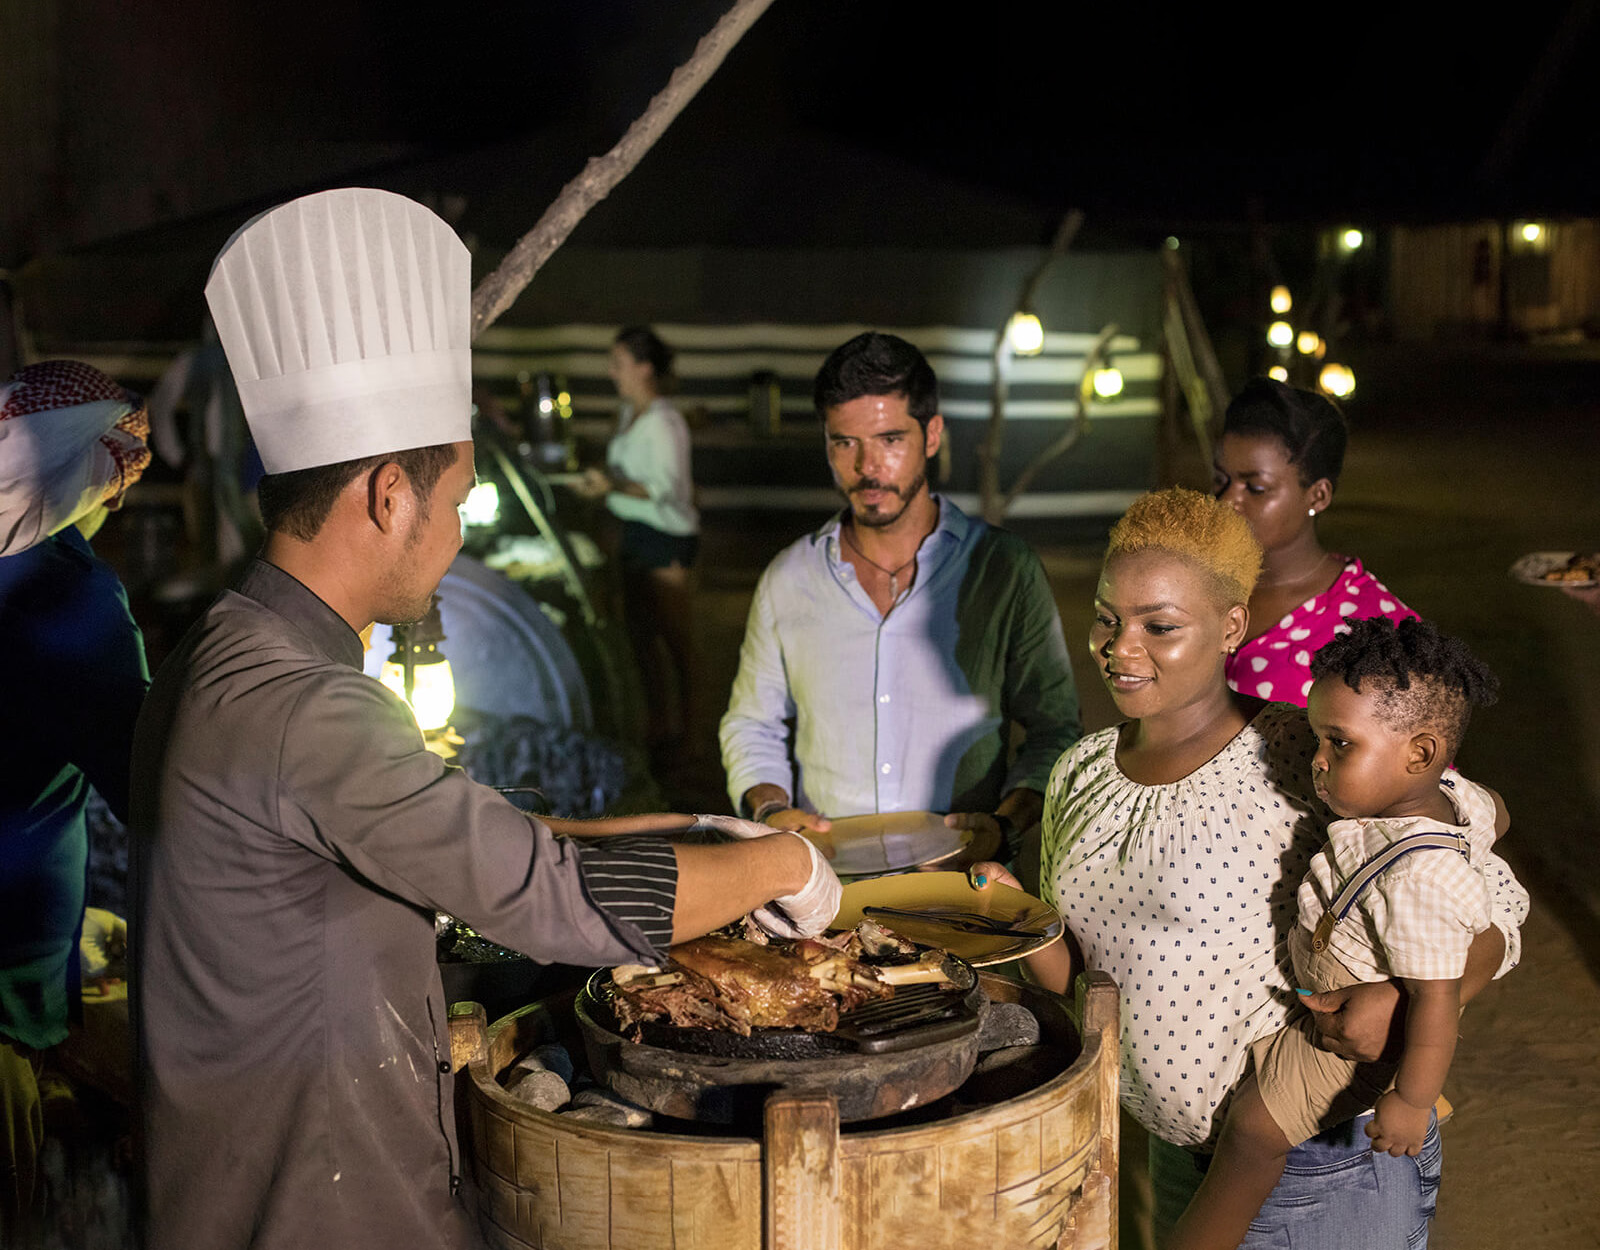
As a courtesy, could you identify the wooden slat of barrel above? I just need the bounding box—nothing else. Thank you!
[670,1158,762,1246]
[764,1094,842,1250]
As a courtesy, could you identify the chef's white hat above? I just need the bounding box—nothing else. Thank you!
[204,188,472,474]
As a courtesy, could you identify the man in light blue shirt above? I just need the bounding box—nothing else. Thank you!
[720,332,1082,863]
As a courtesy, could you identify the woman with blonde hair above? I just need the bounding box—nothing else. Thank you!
[971,487,1527,1248]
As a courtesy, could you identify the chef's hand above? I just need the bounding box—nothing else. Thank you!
[965,861,1023,892]
[80,907,127,984]
[690,813,778,841]
[1301,979,1405,1063]
[752,834,842,939]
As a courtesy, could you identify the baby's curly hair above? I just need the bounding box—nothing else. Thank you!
[1105,487,1263,605]
[1309,617,1499,756]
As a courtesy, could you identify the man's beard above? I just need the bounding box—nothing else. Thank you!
[849,467,927,529]
[375,517,438,626]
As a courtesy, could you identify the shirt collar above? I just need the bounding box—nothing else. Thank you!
[235,558,365,671]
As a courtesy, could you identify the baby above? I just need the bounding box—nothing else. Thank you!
[1172,616,1511,1250]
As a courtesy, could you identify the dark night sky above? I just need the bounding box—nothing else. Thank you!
[316,0,1600,230]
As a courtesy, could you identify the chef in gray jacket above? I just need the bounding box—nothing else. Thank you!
[130,189,838,1250]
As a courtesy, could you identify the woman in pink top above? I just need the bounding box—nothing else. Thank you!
[1214,378,1416,706]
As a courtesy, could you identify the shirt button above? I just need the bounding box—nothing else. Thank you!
[880,763,892,774]
[438,1060,451,1074]
[879,694,890,703]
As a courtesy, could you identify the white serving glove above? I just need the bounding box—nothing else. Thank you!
[80,907,127,982]
[751,833,842,939]
[689,813,776,841]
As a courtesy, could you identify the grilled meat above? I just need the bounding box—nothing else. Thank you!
[611,926,898,1038]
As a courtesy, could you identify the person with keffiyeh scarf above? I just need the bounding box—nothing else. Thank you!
[0,360,150,1239]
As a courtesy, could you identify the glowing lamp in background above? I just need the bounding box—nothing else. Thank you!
[1091,366,1125,399]
[1520,222,1544,244]
[1319,362,1356,399]
[1267,321,1294,349]
[1341,228,1365,251]
[1006,312,1045,356]
[1268,365,1289,382]
[1296,331,1321,356]
[378,597,456,733]
[1270,285,1293,314]
[460,481,500,528]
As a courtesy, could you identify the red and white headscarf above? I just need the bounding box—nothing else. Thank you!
[0,360,151,557]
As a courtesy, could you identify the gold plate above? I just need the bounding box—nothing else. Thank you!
[1509,550,1600,589]
[833,871,1064,967]
[804,811,970,877]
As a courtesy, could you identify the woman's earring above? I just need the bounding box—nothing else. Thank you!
[1308,508,1317,518]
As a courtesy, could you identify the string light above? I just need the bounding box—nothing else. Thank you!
[1006,312,1045,356]
[1270,286,1293,314]
[1267,321,1294,349]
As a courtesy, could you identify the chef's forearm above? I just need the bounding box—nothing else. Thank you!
[543,812,692,838]
[671,835,812,943]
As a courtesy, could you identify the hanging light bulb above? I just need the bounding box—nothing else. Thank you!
[1267,321,1294,349]
[1341,228,1365,251]
[378,596,456,732]
[1319,362,1356,398]
[1296,330,1321,356]
[1091,365,1124,399]
[1520,221,1543,244]
[1268,365,1289,382]
[1006,312,1045,356]
[1270,285,1293,314]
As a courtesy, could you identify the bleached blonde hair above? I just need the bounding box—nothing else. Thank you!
[1105,487,1263,605]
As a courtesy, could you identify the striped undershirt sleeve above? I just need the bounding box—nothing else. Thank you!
[573,837,679,956]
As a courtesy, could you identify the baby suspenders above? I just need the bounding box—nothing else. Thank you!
[1309,830,1470,954]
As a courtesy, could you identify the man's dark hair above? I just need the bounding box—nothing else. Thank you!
[1223,376,1349,490]
[257,443,459,541]
[1310,616,1499,756]
[813,332,939,430]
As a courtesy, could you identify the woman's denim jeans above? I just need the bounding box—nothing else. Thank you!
[1151,1111,1443,1249]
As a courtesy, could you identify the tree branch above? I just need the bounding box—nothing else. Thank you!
[469,0,777,341]
[977,209,1084,523]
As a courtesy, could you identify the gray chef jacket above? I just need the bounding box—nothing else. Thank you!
[131,559,677,1250]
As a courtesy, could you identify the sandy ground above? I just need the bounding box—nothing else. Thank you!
[667,342,1600,1250]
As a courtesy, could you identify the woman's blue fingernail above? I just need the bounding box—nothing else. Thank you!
[1295,988,1312,996]
[974,875,988,887]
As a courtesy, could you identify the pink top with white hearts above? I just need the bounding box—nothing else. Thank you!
[1225,557,1417,707]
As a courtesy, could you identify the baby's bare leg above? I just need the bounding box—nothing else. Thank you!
[1168,1074,1293,1250]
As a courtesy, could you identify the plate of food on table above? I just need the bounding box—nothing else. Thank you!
[1509,550,1600,588]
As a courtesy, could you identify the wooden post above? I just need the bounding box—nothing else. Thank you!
[1076,970,1120,1250]
[469,0,776,340]
[448,1001,488,1074]
[763,1091,842,1250]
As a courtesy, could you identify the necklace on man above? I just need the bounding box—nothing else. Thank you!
[841,526,916,599]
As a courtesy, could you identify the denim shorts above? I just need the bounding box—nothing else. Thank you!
[1151,1110,1443,1249]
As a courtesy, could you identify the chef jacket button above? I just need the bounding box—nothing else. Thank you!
[880,763,891,774]
[878,694,890,703]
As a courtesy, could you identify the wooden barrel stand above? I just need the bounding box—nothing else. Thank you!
[455,970,1120,1250]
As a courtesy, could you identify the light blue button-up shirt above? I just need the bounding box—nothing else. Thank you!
[719,497,1081,819]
